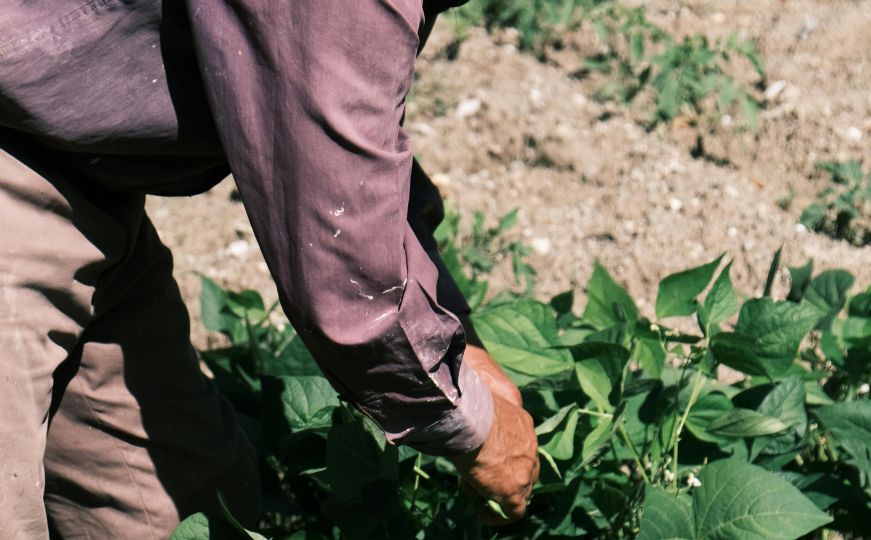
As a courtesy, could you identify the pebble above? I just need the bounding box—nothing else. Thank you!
[227,240,250,258]
[845,126,863,142]
[764,80,788,101]
[531,237,552,255]
[456,98,482,119]
[668,197,683,211]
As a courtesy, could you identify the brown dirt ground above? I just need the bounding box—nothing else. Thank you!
[146,0,871,348]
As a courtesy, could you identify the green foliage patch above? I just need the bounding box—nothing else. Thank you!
[800,160,871,246]
[174,236,870,538]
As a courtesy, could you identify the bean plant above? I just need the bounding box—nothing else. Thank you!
[172,230,871,539]
[801,161,871,246]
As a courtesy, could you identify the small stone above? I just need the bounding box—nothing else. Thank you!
[455,98,482,119]
[572,93,588,108]
[845,126,863,142]
[725,185,739,198]
[227,240,250,258]
[727,226,738,238]
[764,80,788,101]
[795,223,808,234]
[669,197,683,211]
[529,87,544,108]
[720,114,734,128]
[530,237,552,255]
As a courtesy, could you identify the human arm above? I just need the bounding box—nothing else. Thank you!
[184,0,491,455]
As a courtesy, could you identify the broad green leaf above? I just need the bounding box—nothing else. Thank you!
[718,298,820,378]
[571,342,630,411]
[201,275,230,333]
[637,486,694,540]
[787,260,814,302]
[472,303,572,378]
[700,262,739,330]
[693,459,832,539]
[582,262,639,328]
[169,512,255,540]
[263,334,323,377]
[326,420,397,498]
[753,376,807,457]
[803,270,854,329]
[800,203,827,232]
[540,406,580,460]
[686,392,734,444]
[271,375,339,431]
[535,404,577,436]
[834,315,871,350]
[707,408,790,438]
[581,410,620,465]
[636,336,666,377]
[848,291,871,317]
[656,256,722,318]
[170,513,210,540]
[804,381,835,406]
[814,401,871,486]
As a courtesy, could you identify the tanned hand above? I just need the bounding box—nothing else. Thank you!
[451,344,539,526]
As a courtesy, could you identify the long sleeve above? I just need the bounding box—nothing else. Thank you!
[184,0,492,455]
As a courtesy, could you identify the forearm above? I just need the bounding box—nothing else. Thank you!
[186,0,492,455]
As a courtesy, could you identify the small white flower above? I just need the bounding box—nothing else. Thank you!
[663,469,675,482]
[687,473,702,488]
[858,383,870,395]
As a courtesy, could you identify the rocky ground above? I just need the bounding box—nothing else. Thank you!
[147,0,871,347]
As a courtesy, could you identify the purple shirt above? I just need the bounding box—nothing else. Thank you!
[0,0,493,456]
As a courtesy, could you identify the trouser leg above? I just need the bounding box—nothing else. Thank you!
[0,142,259,539]
[43,209,260,539]
[0,144,116,539]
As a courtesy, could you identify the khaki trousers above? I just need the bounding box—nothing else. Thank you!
[0,141,260,539]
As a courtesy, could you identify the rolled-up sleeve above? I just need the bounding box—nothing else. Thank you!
[184,0,492,455]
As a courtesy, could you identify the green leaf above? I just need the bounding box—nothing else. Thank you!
[326,420,397,499]
[571,342,631,411]
[642,461,832,540]
[763,247,782,298]
[581,413,618,465]
[638,486,694,540]
[656,256,722,318]
[752,376,807,457]
[701,262,739,330]
[266,375,339,432]
[472,303,572,379]
[582,262,639,328]
[686,392,734,444]
[803,270,854,329]
[787,260,814,302]
[814,401,871,487]
[707,408,790,437]
[800,203,827,232]
[170,513,211,540]
[693,459,832,539]
[539,406,580,460]
[716,298,820,378]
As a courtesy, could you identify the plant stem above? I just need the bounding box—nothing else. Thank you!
[618,421,651,484]
[669,369,706,492]
[578,408,614,419]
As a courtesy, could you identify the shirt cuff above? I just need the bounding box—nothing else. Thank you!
[388,359,494,456]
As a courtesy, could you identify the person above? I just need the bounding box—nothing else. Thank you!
[0,0,540,538]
